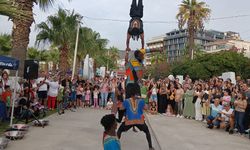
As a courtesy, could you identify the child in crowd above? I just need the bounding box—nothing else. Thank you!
[93,86,99,108]
[85,86,91,107]
[106,98,113,110]
[222,89,231,106]
[70,79,77,109]
[1,85,12,119]
[0,80,7,122]
[57,85,65,115]
[101,114,121,150]
[81,84,85,108]
[76,83,84,108]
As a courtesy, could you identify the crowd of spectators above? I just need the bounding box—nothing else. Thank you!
[1,69,250,138]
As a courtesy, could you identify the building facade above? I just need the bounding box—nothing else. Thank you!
[204,39,250,58]
[147,29,238,63]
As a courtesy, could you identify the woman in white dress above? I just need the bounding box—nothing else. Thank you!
[194,84,203,121]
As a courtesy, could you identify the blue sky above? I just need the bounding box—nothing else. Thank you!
[1,0,250,50]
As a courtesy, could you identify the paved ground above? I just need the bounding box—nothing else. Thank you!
[5,109,250,150]
[147,114,250,150]
[6,108,159,150]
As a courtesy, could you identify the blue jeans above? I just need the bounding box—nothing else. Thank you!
[101,92,108,107]
[110,92,116,103]
[235,111,245,133]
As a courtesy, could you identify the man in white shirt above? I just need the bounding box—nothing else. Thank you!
[36,71,48,107]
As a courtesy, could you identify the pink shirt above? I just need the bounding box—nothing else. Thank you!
[100,83,109,93]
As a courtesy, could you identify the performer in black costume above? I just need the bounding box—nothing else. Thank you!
[126,0,145,51]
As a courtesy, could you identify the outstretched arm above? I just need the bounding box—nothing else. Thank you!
[125,50,129,66]
[126,33,131,51]
[140,33,145,49]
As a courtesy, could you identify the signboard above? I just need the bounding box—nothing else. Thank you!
[222,72,236,85]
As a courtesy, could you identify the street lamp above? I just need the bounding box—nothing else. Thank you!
[72,17,82,81]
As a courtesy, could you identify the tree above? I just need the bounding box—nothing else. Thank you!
[176,0,211,59]
[36,8,82,73]
[10,0,56,76]
[47,46,59,71]
[151,52,167,65]
[171,51,250,80]
[0,0,32,20]
[74,27,109,72]
[27,47,40,59]
[0,34,11,56]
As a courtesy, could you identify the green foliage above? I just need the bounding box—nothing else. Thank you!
[151,52,167,65]
[36,8,81,47]
[145,62,171,80]
[171,51,250,80]
[27,46,59,63]
[0,34,11,55]
[0,0,32,20]
[73,27,109,63]
[95,46,119,70]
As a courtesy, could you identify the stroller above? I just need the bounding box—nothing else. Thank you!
[31,102,46,118]
[15,97,44,125]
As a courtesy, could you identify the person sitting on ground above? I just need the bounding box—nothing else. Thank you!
[101,114,121,150]
[106,98,114,110]
[206,98,223,129]
[212,103,233,129]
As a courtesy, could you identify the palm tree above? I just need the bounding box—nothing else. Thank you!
[36,8,82,73]
[27,47,40,59]
[10,0,55,77]
[47,46,60,71]
[0,0,32,19]
[176,0,211,59]
[0,34,11,56]
[75,27,109,72]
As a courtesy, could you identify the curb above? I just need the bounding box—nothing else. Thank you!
[145,114,162,150]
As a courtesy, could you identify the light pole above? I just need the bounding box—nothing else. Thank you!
[72,21,81,81]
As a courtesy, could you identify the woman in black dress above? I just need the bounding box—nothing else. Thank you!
[158,83,168,114]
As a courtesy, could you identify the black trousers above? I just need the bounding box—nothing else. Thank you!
[117,122,153,148]
[130,0,143,18]
[243,105,250,130]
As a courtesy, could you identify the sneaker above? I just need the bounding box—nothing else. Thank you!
[176,114,180,118]
[203,120,207,123]
[229,129,234,134]
[207,124,213,129]
[233,128,238,132]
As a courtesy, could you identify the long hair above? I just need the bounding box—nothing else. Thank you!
[128,18,144,40]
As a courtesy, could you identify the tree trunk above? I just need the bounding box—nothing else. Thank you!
[59,45,69,74]
[188,12,195,60]
[11,0,33,77]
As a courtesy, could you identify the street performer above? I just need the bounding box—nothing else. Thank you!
[117,83,155,150]
[126,0,145,51]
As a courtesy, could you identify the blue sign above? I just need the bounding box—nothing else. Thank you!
[0,56,19,70]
